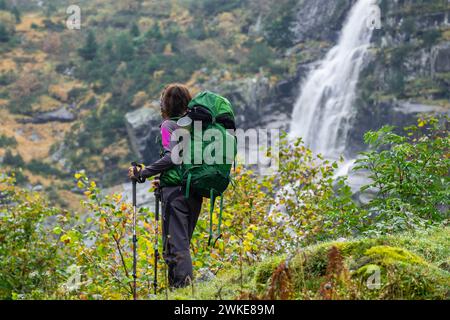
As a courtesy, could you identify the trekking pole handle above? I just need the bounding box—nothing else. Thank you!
[131,162,146,184]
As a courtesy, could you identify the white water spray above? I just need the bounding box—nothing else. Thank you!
[290,0,375,159]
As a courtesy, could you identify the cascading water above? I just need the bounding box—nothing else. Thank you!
[290,0,375,159]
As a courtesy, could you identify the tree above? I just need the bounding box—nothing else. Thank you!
[45,1,57,18]
[0,23,9,42]
[130,23,140,38]
[246,41,274,73]
[145,22,162,40]
[11,6,21,23]
[0,0,6,10]
[0,11,15,36]
[115,33,134,61]
[264,0,296,49]
[78,31,98,61]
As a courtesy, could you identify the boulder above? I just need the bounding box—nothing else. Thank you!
[125,106,161,164]
[22,106,76,124]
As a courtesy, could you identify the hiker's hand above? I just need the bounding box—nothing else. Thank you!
[128,165,143,181]
[152,178,160,189]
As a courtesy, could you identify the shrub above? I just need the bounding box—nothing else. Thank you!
[421,29,441,47]
[355,116,449,235]
[0,134,17,148]
[0,23,10,42]
[263,0,296,49]
[0,174,73,299]
[26,159,65,178]
[2,149,24,167]
[244,41,275,73]
[78,31,98,61]
[187,0,243,16]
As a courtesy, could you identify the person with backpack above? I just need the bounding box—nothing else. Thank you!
[128,83,237,289]
[128,83,202,288]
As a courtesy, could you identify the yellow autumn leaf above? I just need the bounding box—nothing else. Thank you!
[113,194,122,203]
[194,260,203,267]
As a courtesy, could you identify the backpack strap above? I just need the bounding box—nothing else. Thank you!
[212,195,224,248]
[185,172,192,198]
[208,189,215,246]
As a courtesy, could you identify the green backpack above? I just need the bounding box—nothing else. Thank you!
[181,91,237,246]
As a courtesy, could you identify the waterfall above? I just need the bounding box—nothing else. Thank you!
[290,0,375,158]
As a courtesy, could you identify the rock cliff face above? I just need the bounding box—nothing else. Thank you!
[201,72,301,131]
[346,0,450,156]
[292,0,355,43]
[432,42,450,74]
[125,106,161,164]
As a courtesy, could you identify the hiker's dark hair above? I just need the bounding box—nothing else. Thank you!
[160,83,192,119]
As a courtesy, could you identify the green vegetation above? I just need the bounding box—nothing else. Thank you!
[2,149,24,167]
[0,119,448,300]
[264,0,296,49]
[26,159,67,178]
[0,134,17,148]
[355,116,449,234]
[78,31,98,61]
[0,23,10,42]
[170,227,450,300]
[0,0,449,301]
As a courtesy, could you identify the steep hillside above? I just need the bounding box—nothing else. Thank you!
[0,0,299,208]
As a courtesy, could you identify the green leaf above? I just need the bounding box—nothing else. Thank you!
[53,226,62,235]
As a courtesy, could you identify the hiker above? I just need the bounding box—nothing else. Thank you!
[128,83,202,288]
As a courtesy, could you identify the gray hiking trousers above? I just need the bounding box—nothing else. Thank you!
[161,186,202,288]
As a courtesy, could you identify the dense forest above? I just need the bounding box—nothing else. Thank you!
[0,0,449,300]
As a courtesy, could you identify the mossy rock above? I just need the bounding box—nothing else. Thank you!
[163,227,450,300]
[363,245,427,266]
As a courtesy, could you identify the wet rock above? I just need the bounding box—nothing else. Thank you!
[293,0,354,43]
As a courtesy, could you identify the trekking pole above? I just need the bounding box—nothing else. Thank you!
[130,162,141,300]
[131,178,138,300]
[153,185,161,295]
